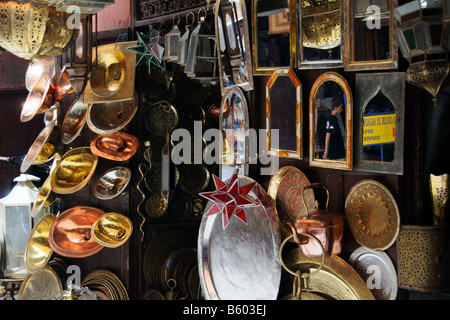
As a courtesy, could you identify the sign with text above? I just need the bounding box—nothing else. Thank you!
[363,112,396,147]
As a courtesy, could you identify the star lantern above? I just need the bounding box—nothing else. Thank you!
[127,28,165,74]
[199,170,260,229]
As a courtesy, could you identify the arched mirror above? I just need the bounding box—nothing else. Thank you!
[219,87,249,181]
[215,0,254,95]
[344,0,398,71]
[298,0,344,69]
[266,68,302,159]
[309,72,352,170]
[354,72,405,174]
[252,0,297,75]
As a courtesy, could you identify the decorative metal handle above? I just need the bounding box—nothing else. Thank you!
[301,182,330,215]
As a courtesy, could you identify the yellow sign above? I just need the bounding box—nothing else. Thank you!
[363,113,396,147]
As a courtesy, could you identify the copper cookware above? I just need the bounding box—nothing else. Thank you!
[48,206,105,258]
[90,132,139,161]
[90,49,127,97]
[291,183,344,257]
[93,166,132,200]
[91,212,133,248]
[61,96,90,145]
[25,57,55,91]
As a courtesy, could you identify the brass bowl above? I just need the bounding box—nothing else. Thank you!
[48,206,105,258]
[90,132,139,161]
[0,2,77,60]
[51,147,98,194]
[87,92,138,134]
[302,9,341,50]
[24,213,56,274]
[61,97,90,145]
[94,166,132,200]
[31,174,57,217]
[92,212,133,248]
[90,49,127,97]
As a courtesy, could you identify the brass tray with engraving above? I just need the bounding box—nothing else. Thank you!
[17,265,63,300]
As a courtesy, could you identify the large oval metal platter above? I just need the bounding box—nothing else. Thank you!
[198,176,281,300]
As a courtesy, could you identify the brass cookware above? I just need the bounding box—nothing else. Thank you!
[48,206,105,258]
[50,147,98,194]
[86,92,138,134]
[60,96,90,145]
[17,265,63,300]
[94,166,131,200]
[82,269,129,300]
[24,213,56,274]
[90,132,139,161]
[90,49,127,97]
[91,212,133,248]
[31,173,57,218]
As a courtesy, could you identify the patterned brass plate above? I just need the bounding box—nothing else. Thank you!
[17,265,63,300]
[82,269,129,300]
[345,179,400,250]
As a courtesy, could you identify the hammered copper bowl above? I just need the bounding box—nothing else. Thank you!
[90,132,139,161]
[24,213,56,274]
[87,92,138,134]
[94,167,132,200]
[49,206,105,258]
[90,49,127,97]
[51,147,98,194]
[92,212,133,248]
[61,97,90,145]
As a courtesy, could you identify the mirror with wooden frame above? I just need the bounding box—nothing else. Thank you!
[252,0,297,75]
[214,0,254,95]
[266,68,302,159]
[219,86,249,181]
[309,72,352,170]
[354,72,405,174]
[343,0,398,71]
[298,0,344,69]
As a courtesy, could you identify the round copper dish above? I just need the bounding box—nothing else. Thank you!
[94,166,132,200]
[50,147,98,194]
[345,179,400,251]
[86,92,138,134]
[90,49,127,97]
[48,206,105,258]
[55,66,73,101]
[24,213,56,274]
[91,212,133,248]
[61,96,90,145]
[90,132,139,161]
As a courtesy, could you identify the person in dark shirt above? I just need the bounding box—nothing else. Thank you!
[323,96,345,160]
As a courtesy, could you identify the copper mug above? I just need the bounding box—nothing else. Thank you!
[289,183,344,257]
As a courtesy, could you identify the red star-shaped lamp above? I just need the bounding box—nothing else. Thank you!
[199,170,260,229]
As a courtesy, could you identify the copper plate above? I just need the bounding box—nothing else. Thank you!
[55,66,73,100]
[345,179,400,250]
[87,92,138,134]
[94,166,131,200]
[92,212,133,248]
[25,57,55,91]
[17,265,63,300]
[24,213,56,274]
[48,206,105,258]
[267,166,316,238]
[61,96,90,145]
[90,132,139,161]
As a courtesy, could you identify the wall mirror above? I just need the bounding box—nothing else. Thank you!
[266,68,302,159]
[219,87,249,181]
[298,0,344,69]
[309,72,352,170]
[344,0,398,71]
[252,0,297,75]
[214,0,254,95]
[354,72,405,174]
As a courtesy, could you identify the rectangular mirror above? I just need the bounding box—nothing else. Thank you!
[309,72,353,170]
[344,0,398,71]
[266,68,302,159]
[298,0,344,69]
[252,0,297,75]
[354,72,405,174]
[215,0,254,95]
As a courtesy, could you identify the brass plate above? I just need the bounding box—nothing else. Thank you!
[283,247,375,300]
[90,49,127,98]
[345,179,400,250]
[82,269,129,300]
[17,265,63,300]
[83,41,137,104]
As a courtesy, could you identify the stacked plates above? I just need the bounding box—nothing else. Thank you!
[81,269,129,300]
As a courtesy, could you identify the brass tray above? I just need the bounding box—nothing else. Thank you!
[17,265,63,300]
[267,166,316,238]
[82,269,129,300]
[345,179,400,250]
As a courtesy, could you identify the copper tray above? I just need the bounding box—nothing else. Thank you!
[90,132,139,161]
[48,206,105,258]
[267,166,316,238]
[345,179,400,250]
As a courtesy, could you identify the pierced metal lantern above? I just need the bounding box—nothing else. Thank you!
[49,0,114,14]
[164,15,181,63]
[394,0,450,105]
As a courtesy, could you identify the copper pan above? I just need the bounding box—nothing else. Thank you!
[91,212,133,248]
[48,206,105,258]
[90,132,139,161]
[55,66,74,101]
[25,57,55,91]
[61,96,90,145]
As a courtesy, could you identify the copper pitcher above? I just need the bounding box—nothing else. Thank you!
[290,183,343,257]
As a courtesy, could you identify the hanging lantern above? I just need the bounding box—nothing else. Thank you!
[0,175,46,279]
[394,0,450,105]
[48,0,115,14]
[164,14,182,63]
[184,8,219,82]
[178,12,196,66]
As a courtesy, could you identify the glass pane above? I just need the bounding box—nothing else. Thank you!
[5,206,30,277]
[403,29,417,50]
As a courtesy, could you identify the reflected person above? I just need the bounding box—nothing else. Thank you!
[323,96,345,160]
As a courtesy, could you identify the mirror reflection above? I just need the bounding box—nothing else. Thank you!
[215,0,254,94]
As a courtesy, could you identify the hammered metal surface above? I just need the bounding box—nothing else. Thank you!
[198,176,281,300]
[17,266,63,300]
